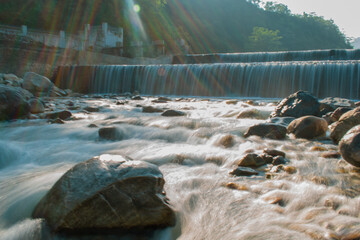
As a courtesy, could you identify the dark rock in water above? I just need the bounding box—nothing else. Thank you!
[230,167,259,176]
[88,124,98,128]
[287,116,328,139]
[28,98,45,114]
[161,110,186,117]
[263,148,286,158]
[237,153,266,168]
[49,118,65,124]
[152,97,171,103]
[321,151,341,159]
[259,154,274,164]
[0,84,30,120]
[331,107,353,122]
[84,106,100,112]
[46,110,72,120]
[99,126,124,141]
[330,107,360,143]
[267,117,295,127]
[244,123,287,140]
[272,156,287,166]
[132,95,143,100]
[356,102,360,107]
[270,91,320,118]
[217,135,235,148]
[237,109,268,120]
[320,97,356,109]
[339,125,360,167]
[32,156,176,232]
[142,106,163,113]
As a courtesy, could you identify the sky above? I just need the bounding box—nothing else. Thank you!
[262,0,360,39]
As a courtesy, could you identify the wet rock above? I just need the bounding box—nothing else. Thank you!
[230,167,259,176]
[0,84,30,121]
[88,124,98,128]
[32,156,176,232]
[142,106,163,113]
[267,117,296,127]
[263,148,286,158]
[2,73,23,87]
[46,110,72,120]
[356,102,360,107]
[270,91,320,118]
[244,123,287,140]
[98,126,124,141]
[284,166,297,174]
[23,72,65,97]
[84,106,100,112]
[330,107,360,143]
[225,182,249,191]
[152,97,171,103]
[237,153,266,168]
[131,95,143,100]
[321,151,341,159]
[28,98,45,114]
[320,97,356,109]
[49,118,65,124]
[236,109,268,120]
[217,135,235,148]
[272,156,287,165]
[259,154,274,164]
[311,146,327,151]
[225,100,238,105]
[287,116,328,139]
[339,125,360,167]
[331,107,353,122]
[161,110,186,117]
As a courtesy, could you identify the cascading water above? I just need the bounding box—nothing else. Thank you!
[87,60,360,99]
[172,49,360,64]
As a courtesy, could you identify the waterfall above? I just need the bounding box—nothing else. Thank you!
[54,49,360,99]
[172,49,360,64]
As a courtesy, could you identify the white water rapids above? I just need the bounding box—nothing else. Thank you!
[0,96,359,240]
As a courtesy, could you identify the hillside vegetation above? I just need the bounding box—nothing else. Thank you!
[0,0,352,54]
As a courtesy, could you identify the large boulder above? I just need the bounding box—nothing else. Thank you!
[287,116,328,139]
[330,107,360,143]
[32,155,176,232]
[244,123,287,140]
[270,91,320,118]
[23,72,66,97]
[339,125,360,167]
[0,84,30,121]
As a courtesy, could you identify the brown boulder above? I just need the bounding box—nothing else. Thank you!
[287,116,328,139]
[330,107,360,143]
[339,125,360,167]
[32,155,176,232]
[244,123,287,140]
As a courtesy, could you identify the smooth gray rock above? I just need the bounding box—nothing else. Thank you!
[339,125,360,167]
[270,91,320,118]
[46,110,72,120]
[98,126,124,141]
[0,84,30,121]
[230,167,259,176]
[244,123,287,140]
[23,72,66,97]
[287,116,328,139]
[32,156,176,232]
[28,98,45,114]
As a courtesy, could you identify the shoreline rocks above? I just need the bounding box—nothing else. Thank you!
[270,91,320,118]
[244,123,287,140]
[0,84,30,121]
[339,125,360,167]
[287,116,328,139]
[330,107,360,143]
[32,155,176,233]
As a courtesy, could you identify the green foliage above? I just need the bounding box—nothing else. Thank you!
[264,1,291,15]
[0,0,352,53]
[248,27,283,51]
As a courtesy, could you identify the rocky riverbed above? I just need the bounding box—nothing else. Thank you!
[0,72,360,240]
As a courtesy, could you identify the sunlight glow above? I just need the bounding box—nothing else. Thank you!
[133,4,141,13]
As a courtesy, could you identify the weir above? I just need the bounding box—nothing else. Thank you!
[54,49,360,99]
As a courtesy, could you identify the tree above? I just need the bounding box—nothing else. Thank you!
[264,1,291,15]
[248,27,283,51]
